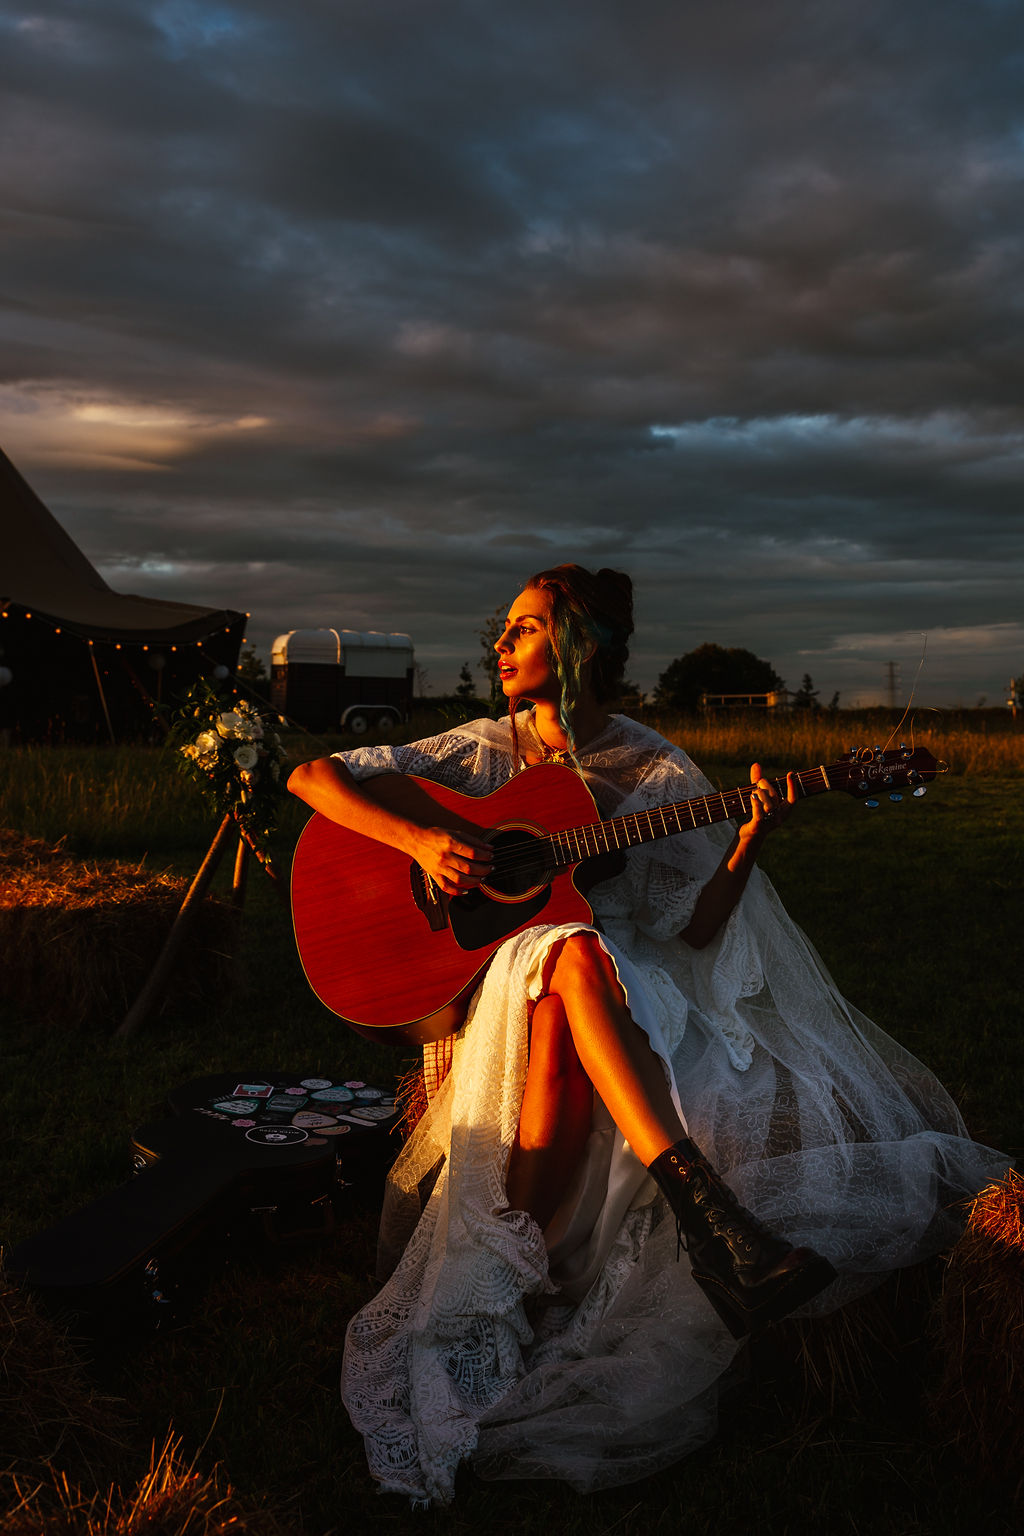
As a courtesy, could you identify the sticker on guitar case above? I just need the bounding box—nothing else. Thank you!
[311,1086,355,1103]
[347,1105,396,1122]
[292,1111,338,1129]
[245,1126,309,1146]
[268,1093,306,1111]
[234,1082,273,1098]
[300,1078,333,1091]
[352,1087,384,1102]
[214,1099,259,1115]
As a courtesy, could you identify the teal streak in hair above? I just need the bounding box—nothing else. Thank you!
[551,609,600,759]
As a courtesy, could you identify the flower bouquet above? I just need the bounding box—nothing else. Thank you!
[170,680,289,875]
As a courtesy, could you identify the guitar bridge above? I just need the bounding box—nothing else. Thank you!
[410,863,450,931]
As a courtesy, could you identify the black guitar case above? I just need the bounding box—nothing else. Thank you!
[8,1071,402,1332]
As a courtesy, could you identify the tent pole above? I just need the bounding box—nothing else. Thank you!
[119,654,168,736]
[88,646,117,745]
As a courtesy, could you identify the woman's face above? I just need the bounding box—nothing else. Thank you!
[494,586,561,703]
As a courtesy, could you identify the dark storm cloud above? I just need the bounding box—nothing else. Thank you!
[2,0,1023,704]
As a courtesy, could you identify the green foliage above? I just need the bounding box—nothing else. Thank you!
[654,643,784,711]
[456,662,476,700]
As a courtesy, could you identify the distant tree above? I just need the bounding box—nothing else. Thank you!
[793,673,820,711]
[456,662,476,700]
[827,690,841,712]
[413,662,431,696]
[237,647,268,685]
[654,644,783,713]
[478,603,506,712]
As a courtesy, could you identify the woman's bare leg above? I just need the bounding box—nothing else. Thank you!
[545,933,685,1166]
[509,932,836,1335]
[506,993,593,1227]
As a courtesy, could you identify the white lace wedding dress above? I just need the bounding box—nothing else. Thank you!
[333,714,1007,1504]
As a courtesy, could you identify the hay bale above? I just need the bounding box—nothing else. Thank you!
[0,831,236,1031]
[929,1169,1024,1491]
[749,1260,941,1425]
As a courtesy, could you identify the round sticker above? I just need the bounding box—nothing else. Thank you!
[214,1099,258,1115]
[312,1086,355,1103]
[245,1126,308,1146]
[268,1093,306,1111]
[292,1111,338,1129]
[347,1104,396,1122]
[353,1087,384,1102]
[300,1078,333,1091]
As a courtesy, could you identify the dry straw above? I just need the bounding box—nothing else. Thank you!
[0,1434,298,1536]
[0,1263,128,1486]
[929,1169,1024,1492]
[0,1261,298,1534]
[0,831,236,1031]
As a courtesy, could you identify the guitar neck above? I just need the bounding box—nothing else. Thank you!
[546,765,834,867]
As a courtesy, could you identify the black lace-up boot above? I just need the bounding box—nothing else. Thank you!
[648,1138,837,1339]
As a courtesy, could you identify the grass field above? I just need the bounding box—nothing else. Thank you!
[1,711,1021,1534]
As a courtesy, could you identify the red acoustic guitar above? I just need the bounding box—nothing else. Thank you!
[290,747,940,1046]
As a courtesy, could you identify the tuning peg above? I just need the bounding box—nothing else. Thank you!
[889,792,903,802]
[912,786,927,798]
[864,798,879,808]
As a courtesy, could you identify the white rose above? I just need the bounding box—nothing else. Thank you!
[234,745,259,770]
[196,730,220,754]
[217,711,250,739]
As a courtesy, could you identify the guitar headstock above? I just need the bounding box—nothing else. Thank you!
[829,745,945,806]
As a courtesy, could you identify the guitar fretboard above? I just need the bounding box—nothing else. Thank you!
[544,766,834,867]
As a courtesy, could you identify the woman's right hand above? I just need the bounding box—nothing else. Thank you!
[408,825,493,896]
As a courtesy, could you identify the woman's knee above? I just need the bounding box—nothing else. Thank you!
[551,931,622,995]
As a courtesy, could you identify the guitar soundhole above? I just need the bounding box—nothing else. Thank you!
[481,828,551,900]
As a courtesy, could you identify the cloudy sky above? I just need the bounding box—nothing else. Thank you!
[2,0,1023,706]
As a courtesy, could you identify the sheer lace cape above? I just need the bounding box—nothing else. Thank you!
[334,713,1008,1503]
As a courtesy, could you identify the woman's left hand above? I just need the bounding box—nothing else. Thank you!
[741,762,798,842]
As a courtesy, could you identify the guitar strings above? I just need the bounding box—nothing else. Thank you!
[482,768,827,879]
[882,633,928,754]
